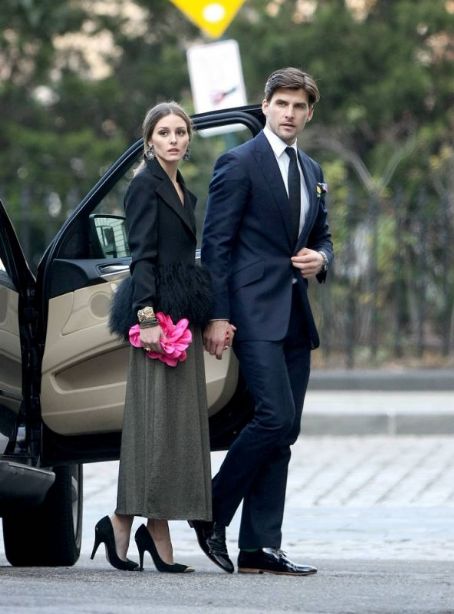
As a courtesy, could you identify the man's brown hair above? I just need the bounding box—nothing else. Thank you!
[264,67,320,106]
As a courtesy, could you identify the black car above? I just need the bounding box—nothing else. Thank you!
[0,105,263,566]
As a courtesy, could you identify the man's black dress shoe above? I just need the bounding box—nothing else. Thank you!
[238,548,317,576]
[188,520,234,573]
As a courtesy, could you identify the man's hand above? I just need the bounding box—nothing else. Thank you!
[203,320,236,360]
[291,248,324,278]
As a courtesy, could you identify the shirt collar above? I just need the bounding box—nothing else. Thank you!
[263,125,298,159]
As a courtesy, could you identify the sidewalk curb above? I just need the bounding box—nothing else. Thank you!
[309,368,454,391]
[304,370,454,435]
[302,412,454,436]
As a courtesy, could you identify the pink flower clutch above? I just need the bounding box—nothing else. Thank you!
[128,312,192,367]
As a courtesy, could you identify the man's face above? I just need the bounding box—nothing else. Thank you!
[262,88,314,144]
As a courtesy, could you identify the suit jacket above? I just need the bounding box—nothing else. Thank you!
[125,157,197,313]
[201,130,333,346]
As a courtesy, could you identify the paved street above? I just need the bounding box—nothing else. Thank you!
[79,435,454,563]
[0,558,452,614]
[2,421,454,612]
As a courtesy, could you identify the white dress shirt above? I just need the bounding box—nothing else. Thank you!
[263,125,309,236]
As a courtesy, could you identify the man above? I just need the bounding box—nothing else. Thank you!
[193,67,333,575]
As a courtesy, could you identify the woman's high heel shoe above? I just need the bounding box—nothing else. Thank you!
[134,524,194,573]
[91,516,138,571]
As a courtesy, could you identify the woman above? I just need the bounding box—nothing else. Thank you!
[91,102,213,573]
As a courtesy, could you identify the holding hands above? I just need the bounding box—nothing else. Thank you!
[203,320,237,360]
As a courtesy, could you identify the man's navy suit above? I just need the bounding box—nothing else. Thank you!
[201,130,333,549]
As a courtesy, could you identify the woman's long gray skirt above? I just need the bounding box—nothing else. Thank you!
[116,329,212,520]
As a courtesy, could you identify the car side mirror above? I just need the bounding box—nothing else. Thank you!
[89,214,130,258]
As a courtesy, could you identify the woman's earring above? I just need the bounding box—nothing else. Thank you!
[183,146,191,161]
[145,145,155,160]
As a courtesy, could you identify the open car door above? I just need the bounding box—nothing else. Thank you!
[0,199,55,508]
[0,200,33,455]
[0,200,73,568]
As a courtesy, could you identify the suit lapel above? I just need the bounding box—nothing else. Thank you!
[147,158,196,238]
[252,132,293,247]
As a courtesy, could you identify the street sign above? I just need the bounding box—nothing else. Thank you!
[187,39,247,135]
[169,0,245,38]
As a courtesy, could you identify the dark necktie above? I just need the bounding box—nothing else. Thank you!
[285,147,301,243]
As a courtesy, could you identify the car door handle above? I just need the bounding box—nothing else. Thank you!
[98,264,130,281]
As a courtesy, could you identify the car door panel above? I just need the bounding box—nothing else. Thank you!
[0,202,36,457]
[41,266,126,434]
[0,282,22,453]
[0,285,22,411]
[41,264,238,435]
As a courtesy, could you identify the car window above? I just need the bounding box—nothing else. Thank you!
[0,239,13,288]
[54,170,133,262]
[0,209,34,293]
[0,257,11,289]
[91,172,133,219]
[90,215,129,258]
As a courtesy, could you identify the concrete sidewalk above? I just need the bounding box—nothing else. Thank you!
[304,369,454,435]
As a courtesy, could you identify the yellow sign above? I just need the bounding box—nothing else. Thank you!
[169,0,245,39]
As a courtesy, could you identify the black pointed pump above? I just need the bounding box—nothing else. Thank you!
[91,516,138,571]
[134,524,194,573]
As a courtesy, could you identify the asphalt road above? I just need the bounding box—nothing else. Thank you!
[0,557,452,614]
[1,434,454,613]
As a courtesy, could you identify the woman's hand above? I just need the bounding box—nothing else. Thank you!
[140,325,163,353]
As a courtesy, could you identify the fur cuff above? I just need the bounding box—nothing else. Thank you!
[109,263,213,339]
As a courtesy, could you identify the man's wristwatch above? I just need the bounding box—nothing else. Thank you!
[318,250,329,272]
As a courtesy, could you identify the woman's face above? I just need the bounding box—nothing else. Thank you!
[149,114,190,164]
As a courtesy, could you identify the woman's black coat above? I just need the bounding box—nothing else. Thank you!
[126,156,197,312]
[109,157,212,339]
